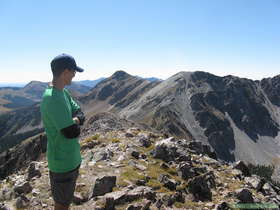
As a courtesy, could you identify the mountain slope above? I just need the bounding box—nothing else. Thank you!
[80,71,161,115]
[113,71,280,165]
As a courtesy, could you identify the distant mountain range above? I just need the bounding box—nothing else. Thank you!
[0,76,162,88]
[0,76,162,114]
[0,81,91,114]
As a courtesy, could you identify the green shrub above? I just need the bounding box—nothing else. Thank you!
[248,163,274,181]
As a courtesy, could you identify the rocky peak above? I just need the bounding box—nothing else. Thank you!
[111,70,131,81]
[261,75,280,106]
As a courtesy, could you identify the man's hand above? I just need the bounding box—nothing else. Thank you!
[76,112,85,125]
[72,109,85,126]
[73,117,80,125]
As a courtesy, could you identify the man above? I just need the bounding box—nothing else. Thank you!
[40,54,85,210]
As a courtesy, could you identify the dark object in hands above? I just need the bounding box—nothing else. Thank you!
[73,109,85,126]
[61,124,80,138]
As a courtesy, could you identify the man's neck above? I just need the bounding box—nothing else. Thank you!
[51,79,65,90]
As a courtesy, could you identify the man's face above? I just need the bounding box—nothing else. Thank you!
[64,69,76,85]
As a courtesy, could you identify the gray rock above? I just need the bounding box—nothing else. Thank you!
[158,174,177,191]
[177,162,196,180]
[187,141,204,154]
[161,194,176,207]
[173,191,185,203]
[244,175,265,191]
[142,200,152,210]
[0,203,10,210]
[262,183,277,196]
[73,193,88,205]
[126,205,142,210]
[231,169,243,180]
[235,188,254,203]
[138,136,151,148]
[0,188,14,201]
[125,132,134,138]
[140,154,147,159]
[214,202,230,210]
[176,155,192,162]
[193,166,207,175]
[128,160,147,171]
[151,137,179,162]
[202,144,217,159]
[233,161,250,177]
[131,151,140,159]
[15,195,29,209]
[104,186,155,206]
[104,197,115,210]
[201,156,221,168]
[160,162,169,170]
[188,171,216,201]
[27,162,41,180]
[13,182,32,195]
[93,148,113,162]
[136,179,146,186]
[92,176,116,197]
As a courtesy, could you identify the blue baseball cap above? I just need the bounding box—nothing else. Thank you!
[51,54,84,73]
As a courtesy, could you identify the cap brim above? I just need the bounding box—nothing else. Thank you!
[75,66,84,72]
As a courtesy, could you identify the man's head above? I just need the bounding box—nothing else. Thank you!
[51,54,84,85]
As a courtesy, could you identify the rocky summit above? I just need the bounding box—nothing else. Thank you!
[1,113,280,209]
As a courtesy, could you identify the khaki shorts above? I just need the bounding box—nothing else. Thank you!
[49,165,80,206]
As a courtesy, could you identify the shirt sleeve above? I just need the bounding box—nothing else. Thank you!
[64,89,80,113]
[46,97,74,131]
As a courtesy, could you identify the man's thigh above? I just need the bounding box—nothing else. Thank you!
[49,166,79,206]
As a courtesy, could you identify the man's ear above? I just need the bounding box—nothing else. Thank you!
[61,69,68,77]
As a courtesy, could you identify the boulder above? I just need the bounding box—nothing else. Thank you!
[244,175,265,191]
[0,188,14,201]
[161,194,176,207]
[131,151,140,159]
[104,186,156,206]
[138,136,151,148]
[177,162,196,180]
[13,182,32,195]
[151,137,179,162]
[233,161,250,177]
[91,176,116,197]
[125,132,134,138]
[235,188,254,203]
[27,162,41,180]
[0,203,10,210]
[214,202,231,210]
[92,148,114,162]
[126,205,142,210]
[262,183,277,196]
[158,174,177,191]
[188,171,216,201]
[15,195,29,209]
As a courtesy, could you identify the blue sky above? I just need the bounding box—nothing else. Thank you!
[0,0,279,83]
